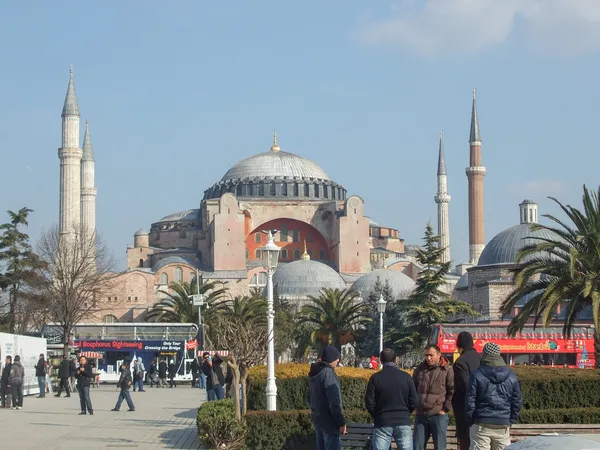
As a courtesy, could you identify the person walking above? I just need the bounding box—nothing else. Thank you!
[365,348,419,450]
[111,361,135,412]
[35,354,47,398]
[168,359,177,388]
[54,356,72,398]
[9,355,25,410]
[69,357,77,392]
[1,355,12,408]
[465,343,522,450]
[191,355,200,388]
[201,353,217,401]
[148,359,157,388]
[158,359,168,388]
[453,331,481,450]
[308,345,347,450]
[413,344,454,450]
[75,356,94,415]
[133,357,146,392]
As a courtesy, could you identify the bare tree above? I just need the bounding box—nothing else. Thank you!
[35,226,117,356]
[211,314,268,419]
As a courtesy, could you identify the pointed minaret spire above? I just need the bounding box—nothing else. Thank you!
[470,88,481,143]
[82,120,94,161]
[62,65,80,116]
[270,129,280,152]
[301,240,310,260]
[437,130,446,176]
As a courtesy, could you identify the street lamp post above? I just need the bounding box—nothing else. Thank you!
[376,293,387,354]
[191,268,207,351]
[261,230,281,411]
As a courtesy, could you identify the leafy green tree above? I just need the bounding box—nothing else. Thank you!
[0,208,45,333]
[354,277,395,358]
[298,288,371,351]
[387,222,477,352]
[501,186,600,366]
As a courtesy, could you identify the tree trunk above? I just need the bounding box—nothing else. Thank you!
[240,362,249,416]
[228,355,241,422]
[9,290,15,334]
[63,325,71,358]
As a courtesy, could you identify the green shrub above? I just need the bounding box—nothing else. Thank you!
[196,399,247,450]
[243,407,600,450]
[247,365,600,412]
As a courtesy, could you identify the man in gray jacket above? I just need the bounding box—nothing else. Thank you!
[309,346,347,450]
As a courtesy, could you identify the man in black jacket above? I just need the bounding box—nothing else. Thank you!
[1,356,12,408]
[54,356,72,398]
[309,345,346,450]
[75,356,94,415]
[111,361,135,412]
[453,331,481,450]
[365,348,419,450]
[35,354,47,398]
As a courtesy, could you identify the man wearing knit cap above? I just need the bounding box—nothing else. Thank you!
[465,342,522,450]
[453,331,481,450]
[308,345,346,450]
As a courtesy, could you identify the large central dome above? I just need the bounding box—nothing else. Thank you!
[221,150,330,182]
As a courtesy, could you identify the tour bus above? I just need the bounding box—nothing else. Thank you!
[431,323,595,368]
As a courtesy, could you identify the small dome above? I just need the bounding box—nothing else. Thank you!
[272,260,346,299]
[152,256,198,272]
[351,269,415,300]
[157,209,200,223]
[134,229,148,236]
[221,151,330,182]
[454,272,469,290]
[478,223,557,266]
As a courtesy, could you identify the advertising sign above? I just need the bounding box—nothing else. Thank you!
[74,340,184,352]
[439,335,592,354]
[0,332,47,396]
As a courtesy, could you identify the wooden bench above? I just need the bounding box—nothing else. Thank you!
[341,424,600,449]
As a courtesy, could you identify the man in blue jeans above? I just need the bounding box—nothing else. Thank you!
[413,344,454,450]
[309,346,346,450]
[365,348,419,450]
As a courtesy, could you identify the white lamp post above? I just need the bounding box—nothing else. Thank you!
[376,293,387,354]
[261,230,280,411]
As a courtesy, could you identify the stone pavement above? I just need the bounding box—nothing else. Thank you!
[1,384,205,449]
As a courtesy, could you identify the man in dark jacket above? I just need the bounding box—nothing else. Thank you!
[158,359,168,387]
[191,356,199,388]
[54,356,72,397]
[35,354,47,398]
[75,356,94,415]
[465,343,522,450]
[309,345,346,450]
[365,348,419,450]
[453,331,481,450]
[1,355,12,408]
[413,344,454,450]
[111,361,135,412]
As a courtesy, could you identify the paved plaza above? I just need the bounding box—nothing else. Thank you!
[2,384,204,449]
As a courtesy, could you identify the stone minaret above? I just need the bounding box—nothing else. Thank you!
[58,66,82,236]
[434,131,451,264]
[81,120,96,238]
[519,199,538,224]
[466,88,486,265]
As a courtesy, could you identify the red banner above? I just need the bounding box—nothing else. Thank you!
[185,339,198,350]
[439,335,592,354]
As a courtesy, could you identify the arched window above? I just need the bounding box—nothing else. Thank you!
[236,184,243,196]
[258,272,267,285]
[138,259,144,268]
[281,248,288,259]
[247,182,254,196]
[332,188,336,200]
[314,185,320,198]
[255,233,262,243]
[159,273,168,285]
[304,183,310,197]
[246,249,250,259]
[281,182,287,196]
[323,185,329,198]
[294,249,301,260]
[292,230,300,242]
[292,182,299,196]
[269,182,276,196]
[280,224,288,242]
[320,248,326,260]
[103,315,118,324]
[174,267,183,282]
[255,249,261,259]
[258,182,265,196]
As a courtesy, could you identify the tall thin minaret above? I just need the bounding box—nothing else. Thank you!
[466,88,486,264]
[81,120,96,238]
[58,65,82,236]
[434,131,451,264]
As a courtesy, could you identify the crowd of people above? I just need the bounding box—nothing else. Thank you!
[308,331,523,450]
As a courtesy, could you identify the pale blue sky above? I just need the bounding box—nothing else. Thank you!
[0,1,597,269]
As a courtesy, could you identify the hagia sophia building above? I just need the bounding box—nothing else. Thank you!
[57,68,545,324]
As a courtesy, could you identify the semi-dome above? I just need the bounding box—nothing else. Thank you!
[478,199,556,266]
[156,209,200,223]
[152,255,198,272]
[351,269,415,300]
[271,259,346,300]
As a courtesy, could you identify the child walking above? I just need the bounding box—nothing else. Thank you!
[111,361,135,412]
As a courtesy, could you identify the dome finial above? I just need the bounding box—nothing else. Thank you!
[301,240,310,260]
[270,129,280,152]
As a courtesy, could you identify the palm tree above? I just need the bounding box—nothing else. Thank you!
[501,186,600,361]
[297,288,371,351]
[220,295,267,325]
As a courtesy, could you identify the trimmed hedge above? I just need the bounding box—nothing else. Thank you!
[244,408,600,450]
[247,364,600,411]
[196,399,247,450]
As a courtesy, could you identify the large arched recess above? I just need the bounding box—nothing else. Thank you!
[246,218,330,263]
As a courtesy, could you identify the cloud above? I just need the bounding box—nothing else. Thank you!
[359,0,600,57]
[509,180,570,198]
